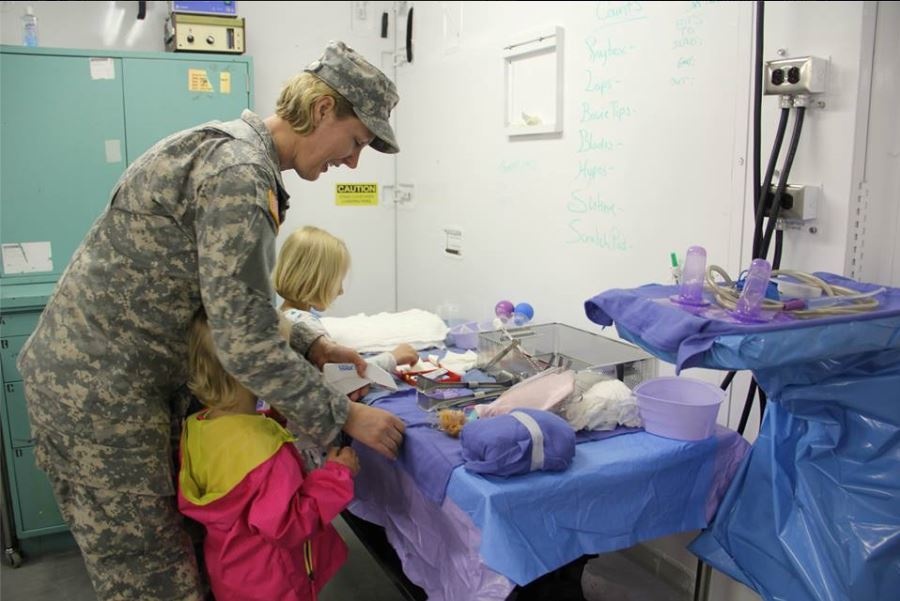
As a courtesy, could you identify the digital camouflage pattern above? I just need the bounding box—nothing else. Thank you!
[49,473,203,601]
[16,110,353,598]
[19,110,351,494]
[305,40,400,154]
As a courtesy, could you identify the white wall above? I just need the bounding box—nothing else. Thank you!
[395,1,751,330]
[0,1,169,51]
[393,0,874,322]
[849,1,900,286]
[759,1,873,275]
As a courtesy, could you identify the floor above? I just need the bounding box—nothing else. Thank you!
[1,519,688,601]
[0,517,408,601]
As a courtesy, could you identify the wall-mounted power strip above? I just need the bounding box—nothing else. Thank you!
[766,184,819,221]
[764,56,827,96]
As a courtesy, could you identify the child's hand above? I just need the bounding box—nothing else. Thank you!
[347,384,370,402]
[391,343,419,367]
[326,446,360,476]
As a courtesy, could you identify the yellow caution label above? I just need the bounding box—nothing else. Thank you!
[335,183,379,206]
[188,69,213,93]
[219,72,231,94]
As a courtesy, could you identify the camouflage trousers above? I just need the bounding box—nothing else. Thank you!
[47,474,205,601]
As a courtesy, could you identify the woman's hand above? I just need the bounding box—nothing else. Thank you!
[307,336,372,400]
[343,402,405,460]
[307,336,367,376]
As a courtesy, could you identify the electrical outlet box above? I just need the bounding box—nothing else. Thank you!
[764,56,827,95]
[767,184,819,221]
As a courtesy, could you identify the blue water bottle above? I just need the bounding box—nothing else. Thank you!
[22,6,39,48]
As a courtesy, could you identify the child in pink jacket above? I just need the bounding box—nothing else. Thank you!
[178,309,359,601]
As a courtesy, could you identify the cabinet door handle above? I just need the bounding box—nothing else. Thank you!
[1,340,8,349]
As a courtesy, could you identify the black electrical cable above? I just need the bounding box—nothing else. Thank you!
[719,370,736,391]
[752,107,791,259]
[693,560,705,601]
[406,7,414,63]
[717,0,767,431]
[737,380,758,436]
[752,1,764,219]
[773,228,784,270]
[761,107,805,260]
[758,387,767,423]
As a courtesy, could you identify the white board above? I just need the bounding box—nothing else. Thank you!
[395,1,752,329]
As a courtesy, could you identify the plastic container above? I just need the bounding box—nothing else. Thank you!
[22,6,39,47]
[633,376,724,441]
[731,258,772,322]
[449,321,479,349]
[477,323,656,385]
[671,246,709,306]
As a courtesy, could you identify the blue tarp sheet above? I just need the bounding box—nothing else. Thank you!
[447,425,747,585]
[584,273,900,601]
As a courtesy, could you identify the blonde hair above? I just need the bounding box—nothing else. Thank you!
[187,309,242,410]
[274,226,350,311]
[275,73,355,135]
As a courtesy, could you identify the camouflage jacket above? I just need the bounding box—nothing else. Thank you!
[17,111,350,494]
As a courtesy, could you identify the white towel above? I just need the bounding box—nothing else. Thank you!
[320,309,449,352]
[561,378,641,431]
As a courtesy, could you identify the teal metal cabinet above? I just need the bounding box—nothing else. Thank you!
[0,46,253,556]
[0,52,126,283]
[122,56,252,159]
[0,285,62,542]
[1,46,254,281]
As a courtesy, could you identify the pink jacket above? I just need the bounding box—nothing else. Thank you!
[178,412,353,601]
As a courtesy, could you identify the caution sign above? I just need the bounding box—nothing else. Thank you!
[335,183,378,206]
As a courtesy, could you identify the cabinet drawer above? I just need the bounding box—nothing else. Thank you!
[3,381,34,446]
[1,334,29,382]
[10,446,66,536]
[0,311,39,337]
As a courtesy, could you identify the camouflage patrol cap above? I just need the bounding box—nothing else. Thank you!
[305,40,400,154]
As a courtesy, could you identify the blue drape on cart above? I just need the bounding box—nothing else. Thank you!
[584,273,900,601]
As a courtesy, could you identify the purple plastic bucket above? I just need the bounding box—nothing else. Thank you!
[449,322,479,349]
[634,376,724,441]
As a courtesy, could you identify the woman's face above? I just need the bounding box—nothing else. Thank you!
[292,98,374,181]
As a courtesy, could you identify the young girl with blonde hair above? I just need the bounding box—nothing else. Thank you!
[178,309,359,601]
[273,225,418,371]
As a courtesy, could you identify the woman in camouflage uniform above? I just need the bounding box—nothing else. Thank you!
[17,41,403,601]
